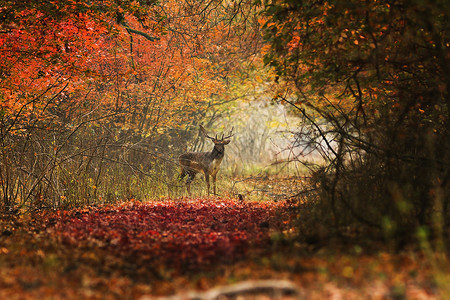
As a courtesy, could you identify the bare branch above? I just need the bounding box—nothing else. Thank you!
[144,280,302,300]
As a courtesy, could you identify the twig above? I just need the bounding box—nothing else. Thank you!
[141,280,302,300]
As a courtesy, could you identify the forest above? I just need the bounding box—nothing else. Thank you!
[0,0,449,298]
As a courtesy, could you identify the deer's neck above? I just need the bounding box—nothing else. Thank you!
[210,146,225,160]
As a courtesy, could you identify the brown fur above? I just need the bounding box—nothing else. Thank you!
[179,133,231,196]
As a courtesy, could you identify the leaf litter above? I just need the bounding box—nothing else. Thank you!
[0,198,446,299]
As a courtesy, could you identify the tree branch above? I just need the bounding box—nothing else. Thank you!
[122,22,160,42]
[143,280,302,300]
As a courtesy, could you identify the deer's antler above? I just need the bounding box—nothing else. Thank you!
[222,127,234,140]
[200,125,234,141]
[199,125,215,140]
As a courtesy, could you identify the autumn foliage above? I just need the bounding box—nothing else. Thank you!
[1,0,449,298]
[260,0,450,239]
[0,0,261,209]
[52,199,288,271]
[1,198,447,299]
[0,199,293,298]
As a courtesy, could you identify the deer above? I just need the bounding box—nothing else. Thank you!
[179,125,233,196]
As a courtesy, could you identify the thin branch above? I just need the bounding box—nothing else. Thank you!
[145,280,302,300]
[277,95,338,158]
[122,22,160,42]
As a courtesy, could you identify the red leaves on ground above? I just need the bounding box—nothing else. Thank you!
[1,199,445,299]
[51,199,288,271]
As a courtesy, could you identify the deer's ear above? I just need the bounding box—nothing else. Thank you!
[223,139,231,145]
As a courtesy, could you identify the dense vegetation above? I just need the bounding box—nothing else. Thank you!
[261,0,449,242]
[0,0,449,298]
[0,0,261,207]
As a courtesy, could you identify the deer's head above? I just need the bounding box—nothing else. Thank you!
[200,125,233,153]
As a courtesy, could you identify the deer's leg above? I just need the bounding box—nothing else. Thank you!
[186,179,191,196]
[212,174,217,195]
[204,172,210,196]
[186,172,195,196]
[179,168,187,181]
[186,182,191,196]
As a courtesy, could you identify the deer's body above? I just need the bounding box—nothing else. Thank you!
[180,150,224,176]
[179,126,232,196]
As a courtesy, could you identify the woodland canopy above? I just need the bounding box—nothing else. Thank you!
[1,0,449,298]
[0,0,449,257]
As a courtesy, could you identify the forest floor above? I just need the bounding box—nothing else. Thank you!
[0,197,449,299]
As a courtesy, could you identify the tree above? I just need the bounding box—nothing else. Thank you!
[260,0,450,240]
[0,0,263,208]
[0,0,166,208]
